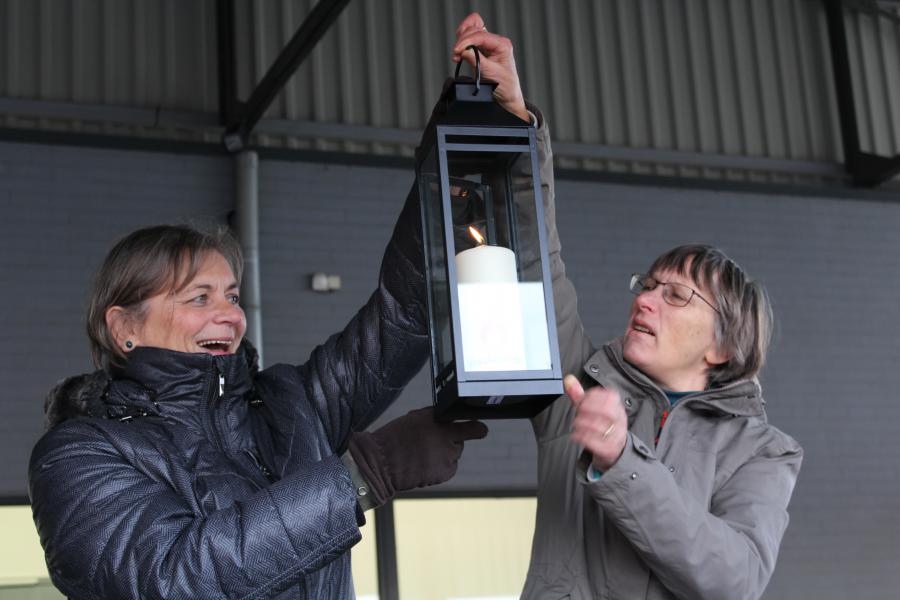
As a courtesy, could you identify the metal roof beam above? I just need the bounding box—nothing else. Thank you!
[824,0,900,186]
[221,0,352,152]
[845,0,900,23]
[0,96,851,180]
[851,154,900,187]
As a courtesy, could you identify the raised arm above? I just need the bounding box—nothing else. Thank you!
[531,109,593,390]
[287,166,430,454]
[453,14,595,440]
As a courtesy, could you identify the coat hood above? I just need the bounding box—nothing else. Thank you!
[44,340,261,431]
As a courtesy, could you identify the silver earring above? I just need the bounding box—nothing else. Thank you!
[125,340,134,349]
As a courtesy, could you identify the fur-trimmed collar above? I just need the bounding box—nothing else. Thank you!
[43,370,111,431]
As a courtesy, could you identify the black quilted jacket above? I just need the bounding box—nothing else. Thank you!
[28,187,427,600]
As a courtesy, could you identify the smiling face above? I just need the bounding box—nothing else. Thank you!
[108,251,246,356]
[622,266,727,392]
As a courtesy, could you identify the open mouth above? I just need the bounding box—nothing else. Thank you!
[632,323,655,336]
[197,339,234,354]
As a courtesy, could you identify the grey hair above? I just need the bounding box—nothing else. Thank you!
[87,224,243,371]
[648,244,773,389]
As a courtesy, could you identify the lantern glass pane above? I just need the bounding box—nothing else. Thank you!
[418,144,455,385]
[447,150,552,374]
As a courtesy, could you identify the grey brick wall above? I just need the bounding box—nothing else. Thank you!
[2,139,899,598]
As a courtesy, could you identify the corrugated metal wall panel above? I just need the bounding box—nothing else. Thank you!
[1,0,898,182]
[1,0,220,140]
[2,0,217,110]
[846,5,900,156]
[497,0,849,181]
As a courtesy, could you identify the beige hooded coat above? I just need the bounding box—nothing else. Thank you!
[522,113,802,600]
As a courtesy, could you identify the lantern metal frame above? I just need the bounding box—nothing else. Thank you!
[416,52,563,421]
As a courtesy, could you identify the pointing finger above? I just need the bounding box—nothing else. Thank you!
[564,374,585,407]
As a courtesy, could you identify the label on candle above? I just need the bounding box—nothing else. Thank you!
[457,282,527,371]
[456,282,552,373]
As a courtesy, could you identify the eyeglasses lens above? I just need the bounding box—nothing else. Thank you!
[663,283,693,307]
[630,274,656,295]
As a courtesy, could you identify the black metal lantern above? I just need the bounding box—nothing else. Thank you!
[416,49,563,421]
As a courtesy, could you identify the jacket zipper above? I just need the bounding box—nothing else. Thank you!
[656,398,710,449]
[246,449,274,481]
[209,359,272,486]
[208,362,227,454]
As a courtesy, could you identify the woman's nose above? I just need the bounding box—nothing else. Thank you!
[636,286,663,310]
[214,297,244,323]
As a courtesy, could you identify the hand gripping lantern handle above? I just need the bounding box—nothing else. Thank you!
[454,45,482,95]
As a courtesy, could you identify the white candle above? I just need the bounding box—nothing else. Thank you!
[455,242,527,372]
[455,244,518,284]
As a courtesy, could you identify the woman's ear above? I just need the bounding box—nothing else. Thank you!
[705,344,730,367]
[106,306,138,352]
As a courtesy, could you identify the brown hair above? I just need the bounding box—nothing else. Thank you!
[648,244,773,388]
[87,225,243,370]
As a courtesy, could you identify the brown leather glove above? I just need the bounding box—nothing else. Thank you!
[348,407,488,508]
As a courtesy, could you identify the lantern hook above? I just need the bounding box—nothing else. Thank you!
[454,45,482,95]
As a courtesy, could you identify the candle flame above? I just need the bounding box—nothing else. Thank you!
[468,226,485,245]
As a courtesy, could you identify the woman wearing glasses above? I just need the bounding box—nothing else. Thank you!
[522,235,803,599]
[453,16,801,598]
[521,228,804,598]
[526,183,803,596]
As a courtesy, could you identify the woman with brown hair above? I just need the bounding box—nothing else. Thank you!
[27,13,526,593]
[30,209,491,599]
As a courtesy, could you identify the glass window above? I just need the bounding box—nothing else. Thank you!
[393,498,536,600]
[351,513,379,600]
[0,505,65,599]
[419,144,454,393]
[446,150,552,376]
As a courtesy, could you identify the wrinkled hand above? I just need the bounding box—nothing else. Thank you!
[452,12,528,122]
[349,407,488,506]
[567,375,628,472]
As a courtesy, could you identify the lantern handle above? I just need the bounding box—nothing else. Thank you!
[454,45,481,95]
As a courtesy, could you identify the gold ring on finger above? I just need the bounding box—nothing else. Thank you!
[600,423,616,441]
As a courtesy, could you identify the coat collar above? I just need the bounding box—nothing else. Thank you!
[44,340,260,430]
[584,337,766,418]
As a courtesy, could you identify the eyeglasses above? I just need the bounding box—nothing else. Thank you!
[629,273,720,314]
